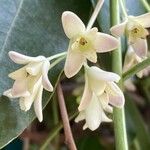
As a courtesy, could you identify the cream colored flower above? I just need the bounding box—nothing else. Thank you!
[3,51,53,122]
[110,13,150,57]
[123,46,150,78]
[75,66,125,131]
[62,11,119,78]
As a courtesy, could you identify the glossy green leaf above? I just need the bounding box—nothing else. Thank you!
[0,0,91,148]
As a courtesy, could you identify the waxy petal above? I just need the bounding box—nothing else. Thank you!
[8,51,44,64]
[34,85,43,122]
[85,94,102,131]
[75,111,85,122]
[99,93,113,113]
[64,49,85,78]
[78,74,92,111]
[84,50,97,63]
[132,38,147,57]
[110,21,127,37]
[3,89,19,98]
[106,82,125,108]
[11,79,30,97]
[123,47,135,72]
[95,33,119,53]
[26,62,43,76]
[62,11,85,39]
[87,66,120,82]
[42,60,53,92]
[136,13,150,28]
[8,67,27,80]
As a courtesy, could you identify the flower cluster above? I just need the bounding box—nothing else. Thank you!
[2,0,149,132]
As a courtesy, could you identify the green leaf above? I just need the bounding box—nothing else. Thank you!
[0,0,91,148]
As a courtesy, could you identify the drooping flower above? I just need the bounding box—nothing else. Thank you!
[123,46,150,91]
[3,51,53,122]
[123,46,150,78]
[62,11,119,78]
[75,65,125,131]
[110,13,150,57]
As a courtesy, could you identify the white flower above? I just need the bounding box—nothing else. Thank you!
[3,51,53,122]
[123,46,150,78]
[75,66,125,131]
[62,11,119,78]
[110,13,150,57]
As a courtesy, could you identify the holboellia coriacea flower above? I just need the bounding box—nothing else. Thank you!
[110,13,150,57]
[3,51,53,122]
[75,65,125,131]
[62,11,119,78]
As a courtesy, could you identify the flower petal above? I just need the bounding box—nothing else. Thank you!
[19,96,34,111]
[131,38,147,57]
[42,60,53,92]
[85,93,101,131]
[62,11,85,39]
[26,62,43,76]
[34,85,43,122]
[87,66,120,82]
[123,46,136,72]
[136,13,150,28]
[8,67,27,80]
[99,93,113,113]
[94,32,119,53]
[64,49,85,78]
[3,89,19,98]
[124,79,136,91]
[84,50,97,63]
[75,111,85,122]
[8,51,37,64]
[106,82,125,108]
[78,74,93,111]
[110,21,127,37]
[11,79,30,97]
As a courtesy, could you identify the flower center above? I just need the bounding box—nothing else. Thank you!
[71,36,93,52]
[79,37,88,46]
[126,18,148,43]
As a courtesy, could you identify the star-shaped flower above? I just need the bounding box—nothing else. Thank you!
[62,11,119,78]
[110,13,150,57]
[3,51,53,122]
[75,65,125,130]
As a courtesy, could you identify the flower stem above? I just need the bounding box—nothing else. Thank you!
[47,52,67,61]
[110,0,128,150]
[140,0,150,12]
[40,111,78,150]
[120,0,128,18]
[57,83,77,150]
[49,55,66,70]
[123,57,150,81]
[86,0,104,30]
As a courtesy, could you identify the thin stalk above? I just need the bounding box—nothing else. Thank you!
[40,111,78,150]
[123,57,150,81]
[140,0,150,12]
[57,84,77,150]
[47,52,67,61]
[86,0,104,30]
[49,55,66,70]
[52,94,60,150]
[110,0,128,150]
[120,0,128,18]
